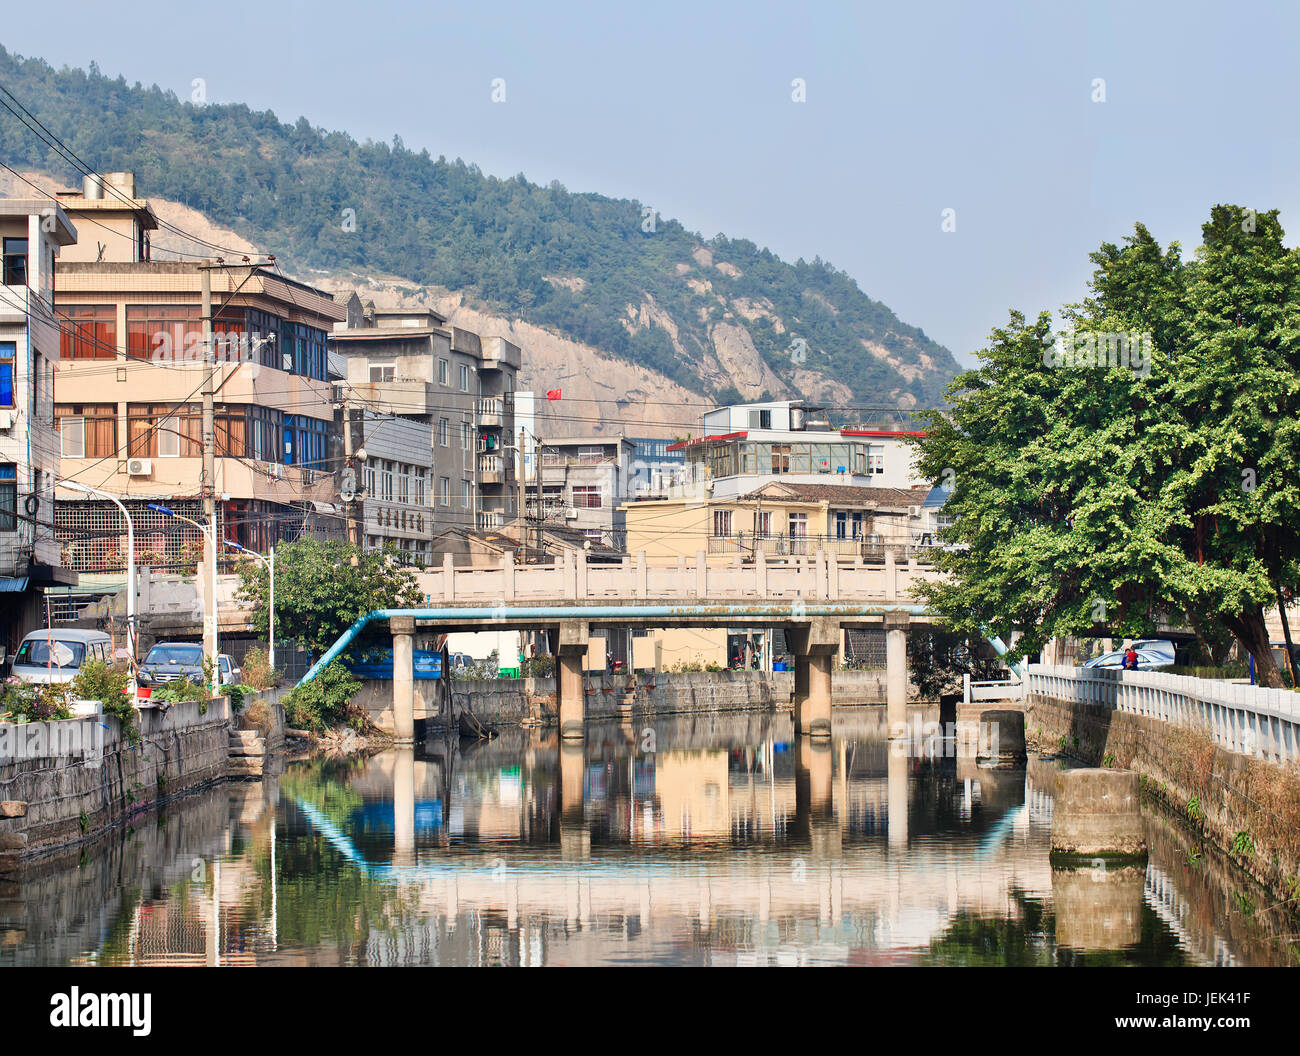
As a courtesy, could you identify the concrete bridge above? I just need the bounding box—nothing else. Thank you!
[301,549,1018,744]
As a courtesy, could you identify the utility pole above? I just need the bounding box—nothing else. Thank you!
[199,262,218,681]
[517,426,526,562]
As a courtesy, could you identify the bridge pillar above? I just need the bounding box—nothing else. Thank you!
[884,612,909,729]
[787,617,839,738]
[393,746,415,864]
[558,740,590,859]
[557,620,589,740]
[391,615,416,744]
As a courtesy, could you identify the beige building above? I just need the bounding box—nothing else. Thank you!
[51,174,345,571]
[622,481,930,670]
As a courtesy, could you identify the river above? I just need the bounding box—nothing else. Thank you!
[1,708,1293,966]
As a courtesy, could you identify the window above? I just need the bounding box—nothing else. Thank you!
[770,444,791,474]
[459,364,469,391]
[126,404,199,459]
[572,486,602,508]
[439,418,449,446]
[60,306,117,360]
[747,408,772,429]
[789,513,808,538]
[868,445,884,474]
[398,466,410,504]
[755,510,772,538]
[413,470,426,507]
[3,238,28,286]
[284,414,328,468]
[439,477,450,506]
[125,305,243,362]
[364,464,376,499]
[835,512,848,539]
[369,364,395,382]
[438,358,449,385]
[461,421,471,450]
[462,479,473,507]
[55,404,116,458]
[0,342,13,408]
[0,464,15,531]
[381,462,394,501]
[712,509,733,537]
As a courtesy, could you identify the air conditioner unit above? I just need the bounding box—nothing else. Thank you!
[271,464,283,480]
[564,508,579,520]
[0,410,13,431]
[127,458,153,477]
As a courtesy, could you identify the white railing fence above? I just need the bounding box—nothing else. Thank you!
[1026,664,1300,766]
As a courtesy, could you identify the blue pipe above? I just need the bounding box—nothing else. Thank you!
[985,635,1025,679]
[298,603,934,685]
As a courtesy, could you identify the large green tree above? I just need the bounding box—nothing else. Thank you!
[235,539,424,658]
[913,206,1300,686]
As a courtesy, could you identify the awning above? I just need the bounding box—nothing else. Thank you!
[310,501,345,517]
[0,576,30,592]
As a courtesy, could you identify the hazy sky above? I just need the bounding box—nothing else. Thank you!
[3,0,1296,367]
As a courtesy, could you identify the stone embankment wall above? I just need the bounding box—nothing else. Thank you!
[1026,688,1300,900]
[411,667,897,732]
[0,698,232,871]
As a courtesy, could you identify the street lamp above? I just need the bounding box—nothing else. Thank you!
[224,539,274,671]
[61,480,138,691]
[148,503,219,694]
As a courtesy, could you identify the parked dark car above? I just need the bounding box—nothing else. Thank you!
[137,642,240,687]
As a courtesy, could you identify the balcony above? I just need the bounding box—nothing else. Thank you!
[478,453,508,485]
[476,396,513,427]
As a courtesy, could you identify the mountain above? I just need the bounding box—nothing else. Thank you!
[0,46,960,427]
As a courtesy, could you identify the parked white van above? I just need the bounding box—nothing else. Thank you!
[10,628,114,684]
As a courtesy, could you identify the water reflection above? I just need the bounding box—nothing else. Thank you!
[1,708,1294,967]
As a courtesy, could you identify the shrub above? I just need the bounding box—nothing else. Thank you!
[71,659,138,744]
[283,661,364,732]
[155,678,208,706]
[0,678,72,722]
[240,647,280,690]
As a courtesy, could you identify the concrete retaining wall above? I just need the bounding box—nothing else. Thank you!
[0,698,232,869]
[1026,686,1300,899]
[403,667,899,733]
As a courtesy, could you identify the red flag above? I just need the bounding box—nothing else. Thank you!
[546,389,561,401]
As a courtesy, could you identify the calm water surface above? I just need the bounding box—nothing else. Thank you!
[2,708,1294,966]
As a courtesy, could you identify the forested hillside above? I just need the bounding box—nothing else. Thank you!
[0,46,959,410]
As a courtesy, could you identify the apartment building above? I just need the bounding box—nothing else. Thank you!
[671,399,925,498]
[51,174,346,572]
[330,303,521,548]
[526,435,634,549]
[0,197,78,655]
[355,410,434,566]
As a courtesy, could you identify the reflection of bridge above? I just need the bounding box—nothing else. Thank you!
[300,549,1022,744]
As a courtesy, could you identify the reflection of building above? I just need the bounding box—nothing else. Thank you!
[52,173,346,571]
[0,195,78,654]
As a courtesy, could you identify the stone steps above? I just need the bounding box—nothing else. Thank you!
[227,728,266,778]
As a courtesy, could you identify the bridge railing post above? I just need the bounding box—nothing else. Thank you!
[443,553,455,600]
[503,549,515,600]
[636,550,648,598]
[696,550,707,597]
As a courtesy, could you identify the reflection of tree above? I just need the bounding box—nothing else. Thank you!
[921,890,1193,966]
[280,758,368,819]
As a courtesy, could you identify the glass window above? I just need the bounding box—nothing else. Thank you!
[60,306,117,360]
[55,405,117,459]
[0,463,15,531]
[789,513,808,538]
[755,510,771,537]
[439,477,450,506]
[439,418,449,446]
[712,509,732,536]
[370,364,394,382]
[0,342,13,407]
[461,421,471,450]
[438,358,449,385]
[572,486,602,508]
[459,364,469,391]
[462,479,472,507]
[15,638,87,667]
[3,238,28,286]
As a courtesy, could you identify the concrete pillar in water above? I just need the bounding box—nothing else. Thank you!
[556,620,589,740]
[786,617,839,738]
[391,615,416,744]
[1050,769,1146,860]
[393,746,415,864]
[884,612,909,729]
[977,709,1027,768]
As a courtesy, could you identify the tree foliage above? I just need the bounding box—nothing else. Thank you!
[912,207,1300,686]
[235,539,423,658]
